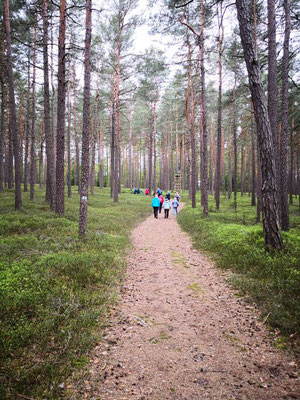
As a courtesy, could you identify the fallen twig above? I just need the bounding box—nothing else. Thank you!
[16,394,36,400]
[262,312,271,325]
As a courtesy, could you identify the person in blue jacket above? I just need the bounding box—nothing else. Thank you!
[172,197,179,216]
[151,194,160,219]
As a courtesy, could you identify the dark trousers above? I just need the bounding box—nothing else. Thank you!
[164,209,169,218]
[159,203,162,213]
[153,207,159,218]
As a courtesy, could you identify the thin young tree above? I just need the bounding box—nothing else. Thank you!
[55,0,67,214]
[30,14,38,201]
[267,0,279,189]
[280,0,290,231]
[0,29,5,193]
[79,0,92,236]
[4,0,22,210]
[215,1,224,211]
[24,49,30,192]
[43,0,55,210]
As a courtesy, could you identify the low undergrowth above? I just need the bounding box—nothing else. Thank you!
[0,187,150,399]
[178,193,300,352]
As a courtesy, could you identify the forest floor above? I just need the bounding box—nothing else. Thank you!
[69,203,300,400]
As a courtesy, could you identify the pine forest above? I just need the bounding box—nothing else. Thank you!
[0,0,299,398]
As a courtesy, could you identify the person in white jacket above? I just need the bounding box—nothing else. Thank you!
[163,198,171,219]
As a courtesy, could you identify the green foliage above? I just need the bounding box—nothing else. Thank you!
[178,193,300,348]
[0,187,151,399]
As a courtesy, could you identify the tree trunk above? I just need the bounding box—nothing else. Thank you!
[129,109,133,190]
[113,79,119,203]
[73,66,80,193]
[39,133,44,189]
[55,0,67,214]
[50,17,56,183]
[24,50,30,192]
[256,139,262,222]
[228,119,232,199]
[209,116,214,194]
[30,16,37,201]
[148,106,153,193]
[200,0,208,215]
[251,109,256,206]
[98,125,104,189]
[236,0,282,249]
[67,69,72,198]
[8,115,13,189]
[79,0,92,236]
[0,28,5,192]
[43,0,55,209]
[215,2,224,211]
[110,101,114,197]
[241,128,245,197]
[280,0,290,231]
[267,0,279,192]
[233,44,238,211]
[289,110,294,205]
[90,93,98,195]
[4,0,22,209]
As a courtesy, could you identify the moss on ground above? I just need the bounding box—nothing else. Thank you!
[0,187,151,399]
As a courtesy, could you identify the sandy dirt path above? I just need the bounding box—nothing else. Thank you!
[72,204,299,400]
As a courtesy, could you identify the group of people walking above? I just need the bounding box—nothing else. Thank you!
[151,188,180,219]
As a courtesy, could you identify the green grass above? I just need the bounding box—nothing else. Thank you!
[0,187,151,399]
[178,192,300,351]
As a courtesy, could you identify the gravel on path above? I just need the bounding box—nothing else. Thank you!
[71,203,299,400]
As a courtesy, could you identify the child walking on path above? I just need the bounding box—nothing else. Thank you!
[158,194,164,214]
[163,198,171,218]
[151,194,160,219]
[172,197,179,216]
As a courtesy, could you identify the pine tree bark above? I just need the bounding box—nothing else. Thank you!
[90,93,98,195]
[215,2,224,211]
[148,106,153,192]
[67,72,72,198]
[30,16,37,201]
[79,0,92,236]
[228,119,232,199]
[43,0,55,209]
[55,0,67,214]
[4,0,22,209]
[39,133,44,189]
[236,0,282,249]
[251,109,256,206]
[241,127,245,197]
[24,50,30,192]
[200,0,208,215]
[98,125,104,188]
[289,111,294,205]
[153,101,157,192]
[73,66,80,193]
[113,79,119,203]
[50,18,56,182]
[280,0,290,231]
[110,101,115,198]
[129,108,133,190]
[267,0,279,190]
[8,115,14,189]
[233,44,238,211]
[0,28,5,193]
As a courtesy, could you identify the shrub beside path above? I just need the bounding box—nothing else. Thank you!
[71,203,299,399]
